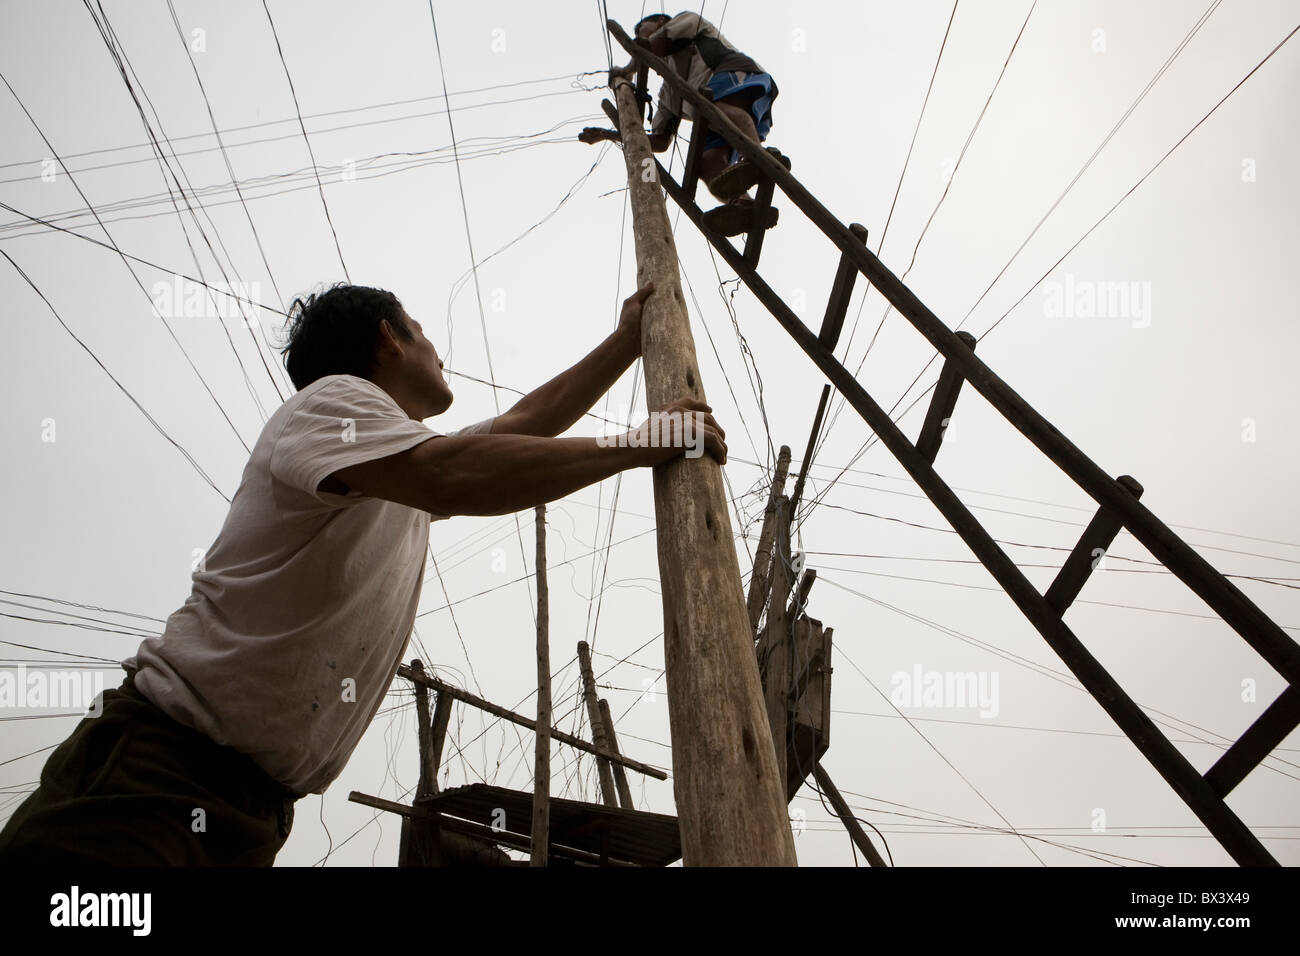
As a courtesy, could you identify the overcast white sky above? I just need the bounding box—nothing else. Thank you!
[2,0,1297,867]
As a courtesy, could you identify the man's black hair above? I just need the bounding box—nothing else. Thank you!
[278,283,414,391]
[634,12,672,32]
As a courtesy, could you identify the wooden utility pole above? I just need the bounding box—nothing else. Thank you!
[410,659,437,798]
[531,505,550,866]
[763,496,794,786]
[398,659,454,866]
[814,762,888,867]
[610,73,796,866]
[598,698,635,808]
[398,659,437,866]
[746,445,792,630]
[578,641,619,807]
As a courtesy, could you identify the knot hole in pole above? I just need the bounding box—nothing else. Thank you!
[742,726,756,762]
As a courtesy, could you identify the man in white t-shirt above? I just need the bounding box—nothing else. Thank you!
[0,280,725,866]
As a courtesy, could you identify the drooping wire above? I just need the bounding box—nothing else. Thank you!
[1,248,230,501]
[810,1,1037,494]
[807,0,1241,511]
[0,72,607,177]
[426,1,538,635]
[87,0,281,417]
[0,68,253,456]
[261,0,352,281]
[164,0,296,399]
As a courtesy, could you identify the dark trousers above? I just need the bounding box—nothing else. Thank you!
[0,673,298,866]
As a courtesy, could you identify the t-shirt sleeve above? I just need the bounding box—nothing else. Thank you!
[425,416,495,521]
[270,377,441,505]
[648,13,701,132]
[451,417,496,436]
[656,12,701,48]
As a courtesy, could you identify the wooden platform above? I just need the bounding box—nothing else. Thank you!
[415,783,682,867]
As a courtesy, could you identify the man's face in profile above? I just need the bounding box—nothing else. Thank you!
[398,311,454,417]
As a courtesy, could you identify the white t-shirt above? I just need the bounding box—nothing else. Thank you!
[123,374,494,796]
[647,12,766,133]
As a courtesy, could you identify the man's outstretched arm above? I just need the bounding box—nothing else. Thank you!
[489,284,654,438]
[331,398,727,517]
[579,29,678,153]
[577,124,674,152]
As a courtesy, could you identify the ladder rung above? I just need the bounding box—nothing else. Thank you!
[1044,475,1144,615]
[915,331,977,464]
[818,223,869,350]
[1205,683,1300,798]
[742,178,776,267]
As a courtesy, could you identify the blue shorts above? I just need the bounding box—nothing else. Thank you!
[702,70,776,161]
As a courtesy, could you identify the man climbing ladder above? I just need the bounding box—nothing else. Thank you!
[580,10,790,236]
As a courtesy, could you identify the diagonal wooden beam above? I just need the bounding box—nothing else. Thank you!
[398,664,667,780]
